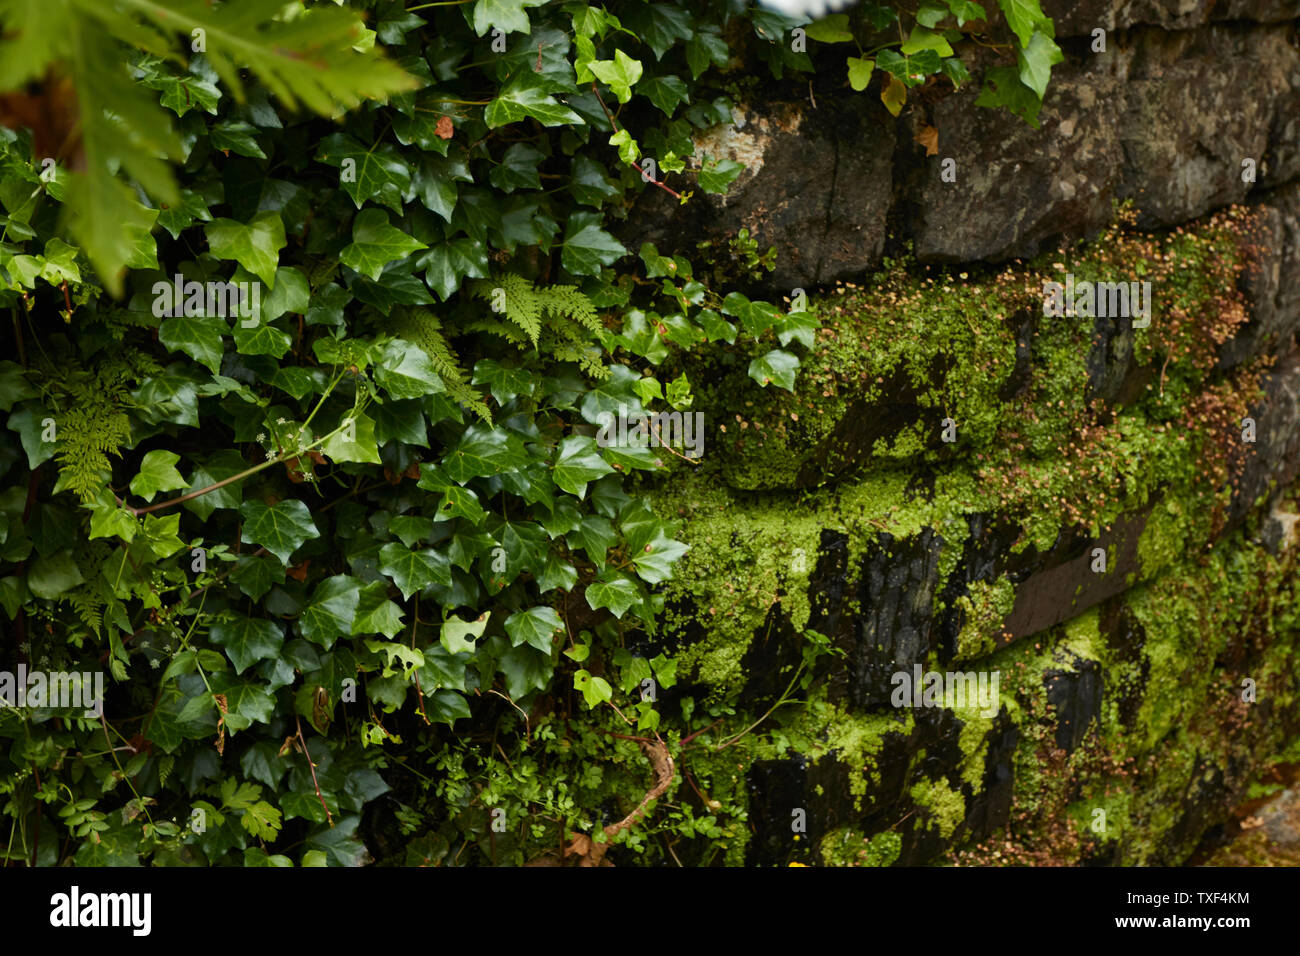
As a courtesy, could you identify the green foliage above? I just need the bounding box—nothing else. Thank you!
[0,0,1047,868]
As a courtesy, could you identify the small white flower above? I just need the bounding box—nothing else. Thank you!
[149,657,162,669]
[276,417,287,425]
[256,432,266,442]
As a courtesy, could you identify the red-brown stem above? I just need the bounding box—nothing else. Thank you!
[590,83,684,201]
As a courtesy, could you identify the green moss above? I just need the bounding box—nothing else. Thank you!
[818,826,902,867]
[952,577,1017,661]
[909,777,967,840]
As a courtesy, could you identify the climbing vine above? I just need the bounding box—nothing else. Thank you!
[0,0,1053,866]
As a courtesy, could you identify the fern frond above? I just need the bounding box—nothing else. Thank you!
[387,309,493,424]
[537,284,601,335]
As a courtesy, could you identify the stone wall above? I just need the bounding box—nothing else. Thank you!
[624,2,1300,865]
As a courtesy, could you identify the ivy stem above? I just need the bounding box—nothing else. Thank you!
[295,715,334,827]
[123,369,356,516]
[590,83,684,201]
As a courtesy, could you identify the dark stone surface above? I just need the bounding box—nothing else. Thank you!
[850,529,945,709]
[1044,653,1104,752]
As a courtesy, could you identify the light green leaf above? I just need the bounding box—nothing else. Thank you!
[205,212,285,287]
[1017,29,1063,99]
[804,14,854,42]
[319,412,381,464]
[748,349,801,391]
[847,56,875,92]
[588,50,642,104]
[441,612,489,655]
[901,26,954,57]
[129,450,189,502]
[472,0,548,35]
[553,434,614,498]
[340,208,427,281]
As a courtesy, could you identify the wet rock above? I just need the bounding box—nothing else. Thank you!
[1044,654,1104,752]
[850,529,945,709]
[624,92,895,292]
[909,60,1123,264]
[1116,27,1300,229]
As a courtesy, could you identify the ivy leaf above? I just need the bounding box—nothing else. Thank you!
[422,237,490,301]
[183,450,247,521]
[211,121,266,159]
[901,26,954,57]
[210,616,285,674]
[353,581,405,638]
[552,434,615,497]
[498,644,552,698]
[573,669,613,708]
[585,574,642,618]
[232,553,286,601]
[299,575,362,649]
[129,450,189,502]
[319,412,381,464]
[748,349,801,391]
[504,606,564,652]
[488,143,545,193]
[917,2,950,27]
[882,72,907,116]
[340,209,427,281]
[847,56,875,92]
[239,499,321,566]
[441,612,490,655]
[946,0,987,25]
[698,157,745,194]
[485,72,582,128]
[561,210,627,276]
[997,0,1052,47]
[443,423,529,483]
[974,65,1044,127]
[569,154,620,207]
[232,319,292,359]
[804,15,854,42]
[637,74,689,116]
[374,339,445,399]
[472,0,548,36]
[27,550,84,600]
[379,542,451,599]
[588,50,643,104]
[158,312,226,374]
[1017,30,1063,99]
[205,213,285,287]
[630,529,689,585]
[315,134,412,212]
[677,21,724,66]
